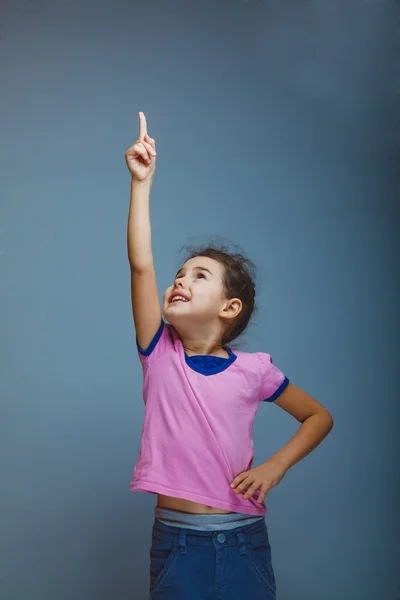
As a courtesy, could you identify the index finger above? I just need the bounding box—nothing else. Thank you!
[138,112,147,139]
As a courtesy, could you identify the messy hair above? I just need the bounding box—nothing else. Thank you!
[176,236,258,349]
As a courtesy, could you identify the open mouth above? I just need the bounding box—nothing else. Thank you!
[170,296,190,304]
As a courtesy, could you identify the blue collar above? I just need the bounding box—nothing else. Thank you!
[184,347,237,376]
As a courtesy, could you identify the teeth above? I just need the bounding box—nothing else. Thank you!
[171,296,188,303]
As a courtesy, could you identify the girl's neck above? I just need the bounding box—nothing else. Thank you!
[183,345,229,359]
[171,324,228,357]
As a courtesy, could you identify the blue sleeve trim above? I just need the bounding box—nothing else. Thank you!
[136,320,165,356]
[263,376,290,402]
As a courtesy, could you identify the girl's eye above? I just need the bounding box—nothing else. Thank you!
[174,273,205,282]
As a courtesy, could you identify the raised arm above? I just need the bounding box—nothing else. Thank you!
[125,112,162,351]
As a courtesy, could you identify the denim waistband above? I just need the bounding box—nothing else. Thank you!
[154,507,264,531]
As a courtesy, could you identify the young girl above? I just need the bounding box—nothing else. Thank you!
[125,112,334,599]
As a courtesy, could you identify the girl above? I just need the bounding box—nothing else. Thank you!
[125,112,334,599]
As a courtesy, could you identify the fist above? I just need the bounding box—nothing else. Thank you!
[125,112,157,182]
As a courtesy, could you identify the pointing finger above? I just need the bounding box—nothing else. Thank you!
[138,112,147,140]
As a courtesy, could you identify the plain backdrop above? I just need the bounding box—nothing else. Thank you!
[1,1,399,598]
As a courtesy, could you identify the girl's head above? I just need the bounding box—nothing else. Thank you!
[163,239,258,349]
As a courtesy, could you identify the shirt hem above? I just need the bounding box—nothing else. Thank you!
[129,479,267,516]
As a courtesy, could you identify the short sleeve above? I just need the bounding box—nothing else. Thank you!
[136,319,173,366]
[256,352,289,402]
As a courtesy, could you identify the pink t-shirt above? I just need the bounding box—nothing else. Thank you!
[130,320,289,516]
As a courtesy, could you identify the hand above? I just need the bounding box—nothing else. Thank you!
[125,112,157,182]
[230,459,288,504]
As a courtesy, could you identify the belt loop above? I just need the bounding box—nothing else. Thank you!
[178,529,187,554]
[236,531,247,555]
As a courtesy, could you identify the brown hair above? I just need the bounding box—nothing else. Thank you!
[177,236,258,349]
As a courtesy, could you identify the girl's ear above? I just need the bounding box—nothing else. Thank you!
[222,298,242,319]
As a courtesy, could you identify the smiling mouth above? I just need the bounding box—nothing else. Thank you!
[169,299,190,304]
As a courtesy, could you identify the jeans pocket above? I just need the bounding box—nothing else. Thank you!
[149,539,180,594]
[247,535,276,591]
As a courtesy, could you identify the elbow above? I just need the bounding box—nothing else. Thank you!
[310,409,334,432]
[322,410,334,432]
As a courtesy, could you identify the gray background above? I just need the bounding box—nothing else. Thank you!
[1,1,399,598]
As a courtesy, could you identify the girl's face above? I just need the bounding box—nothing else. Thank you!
[163,256,232,327]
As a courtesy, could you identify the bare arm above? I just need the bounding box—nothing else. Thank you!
[125,113,162,350]
[271,383,334,470]
[127,178,154,270]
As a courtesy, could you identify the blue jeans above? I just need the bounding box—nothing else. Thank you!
[149,516,277,599]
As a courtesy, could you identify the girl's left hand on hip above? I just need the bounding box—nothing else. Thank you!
[230,460,288,504]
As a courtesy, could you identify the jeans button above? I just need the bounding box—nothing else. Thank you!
[217,533,226,544]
